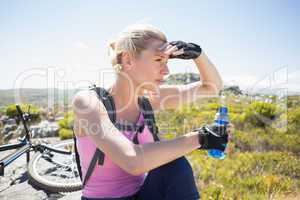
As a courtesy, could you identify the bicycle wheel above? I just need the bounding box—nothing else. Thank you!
[28,139,82,193]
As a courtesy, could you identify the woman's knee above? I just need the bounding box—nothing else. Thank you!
[140,157,199,200]
[161,156,195,183]
[163,157,200,199]
[164,157,193,173]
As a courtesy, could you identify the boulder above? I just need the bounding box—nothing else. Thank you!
[3,124,17,135]
[31,121,59,138]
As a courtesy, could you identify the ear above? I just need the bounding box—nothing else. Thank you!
[121,52,135,71]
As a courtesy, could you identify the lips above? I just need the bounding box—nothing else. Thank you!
[156,79,166,84]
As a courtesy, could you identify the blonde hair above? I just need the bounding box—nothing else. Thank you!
[108,24,167,71]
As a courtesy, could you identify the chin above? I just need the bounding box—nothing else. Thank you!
[139,82,160,92]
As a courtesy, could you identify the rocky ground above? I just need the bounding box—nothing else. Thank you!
[0,137,82,200]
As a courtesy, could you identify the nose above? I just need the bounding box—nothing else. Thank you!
[160,64,169,76]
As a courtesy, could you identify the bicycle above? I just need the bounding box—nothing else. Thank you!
[0,104,82,193]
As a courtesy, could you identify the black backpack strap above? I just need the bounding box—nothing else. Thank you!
[138,97,160,142]
[91,86,116,123]
[132,124,145,144]
[79,85,116,188]
[72,129,83,181]
[82,149,105,188]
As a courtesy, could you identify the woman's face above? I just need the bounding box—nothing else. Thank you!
[127,39,170,91]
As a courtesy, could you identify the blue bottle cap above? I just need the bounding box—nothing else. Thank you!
[218,106,228,114]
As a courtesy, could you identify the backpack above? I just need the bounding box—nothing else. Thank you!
[73,85,160,188]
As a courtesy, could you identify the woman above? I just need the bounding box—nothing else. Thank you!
[72,24,232,200]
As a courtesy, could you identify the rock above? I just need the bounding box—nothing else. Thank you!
[3,124,17,135]
[6,118,17,126]
[3,132,13,142]
[14,126,26,137]
[31,121,59,138]
[0,182,48,200]
[60,191,82,200]
[0,116,9,125]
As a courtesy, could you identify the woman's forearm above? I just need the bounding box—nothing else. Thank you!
[194,51,223,91]
[131,131,200,175]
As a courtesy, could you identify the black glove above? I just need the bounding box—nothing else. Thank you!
[168,41,202,59]
[195,124,229,151]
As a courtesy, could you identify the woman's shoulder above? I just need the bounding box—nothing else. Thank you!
[72,90,98,111]
[72,89,108,137]
[72,89,95,102]
[72,89,109,119]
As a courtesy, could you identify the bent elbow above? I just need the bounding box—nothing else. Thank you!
[203,82,223,96]
[218,81,224,93]
[212,80,223,94]
[123,146,145,176]
[128,164,144,176]
[123,158,144,176]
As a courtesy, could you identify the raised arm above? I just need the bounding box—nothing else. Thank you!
[194,51,223,91]
[72,90,200,175]
[150,43,224,111]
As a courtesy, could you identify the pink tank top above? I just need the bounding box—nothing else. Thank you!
[76,112,154,198]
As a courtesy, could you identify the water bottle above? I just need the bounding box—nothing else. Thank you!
[207,106,229,159]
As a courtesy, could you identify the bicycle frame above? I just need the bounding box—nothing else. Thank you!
[0,105,32,176]
[0,105,71,176]
[0,141,31,176]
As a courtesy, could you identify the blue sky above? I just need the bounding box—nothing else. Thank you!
[0,0,299,93]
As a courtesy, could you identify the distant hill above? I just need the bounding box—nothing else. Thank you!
[165,73,200,85]
[0,73,202,107]
[0,88,79,107]
[164,73,243,95]
[163,73,300,96]
[0,73,297,107]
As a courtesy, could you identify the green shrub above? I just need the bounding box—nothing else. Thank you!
[244,101,280,128]
[188,151,299,199]
[6,104,41,123]
[58,112,74,140]
[229,112,246,129]
[154,94,300,198]
[287,107,300,133]
[58,128,73,140]
[232,127,300,153]
[58,111,74,129]
[286,95,300,109]
[204,103,221,111]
